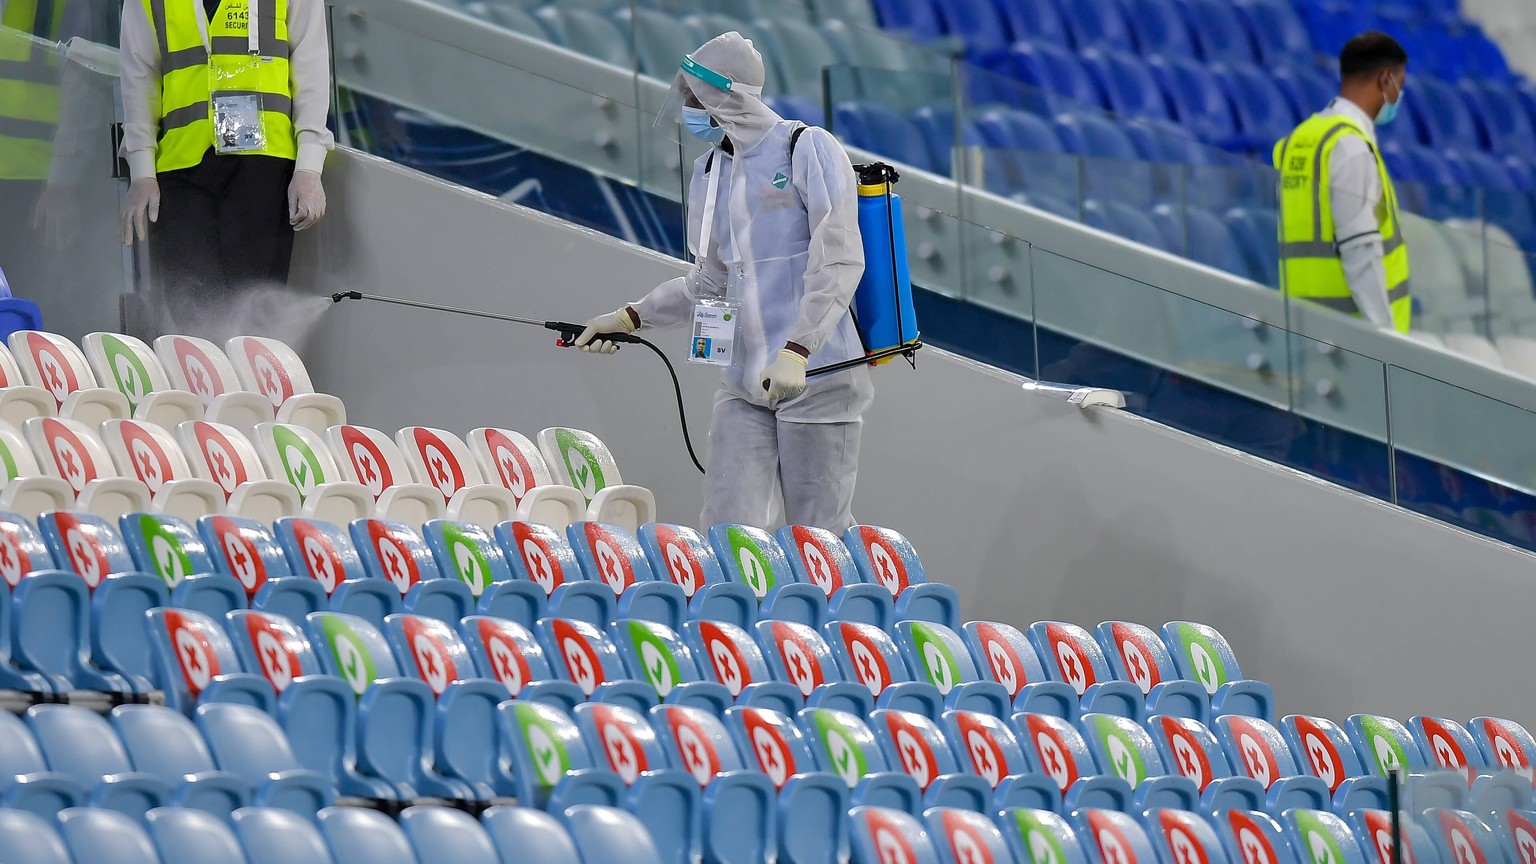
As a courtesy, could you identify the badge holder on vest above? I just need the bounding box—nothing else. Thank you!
[211,0,266,153]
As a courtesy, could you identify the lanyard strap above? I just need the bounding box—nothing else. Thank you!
[247,0,258,54]
[696,155,722,266]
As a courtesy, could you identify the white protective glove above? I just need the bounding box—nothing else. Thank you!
[761,348,808,401]
[120,177,160,246]
[288,169,326,231]
[574,307,639,354]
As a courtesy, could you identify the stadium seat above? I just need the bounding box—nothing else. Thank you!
[481,806,581,864]
[1280,715,1392,813]
[402,806,512,864]
[1214,810,1296,864]
[253,423,373,523]
[494,700,625,809]
[843,526,960,629]
[318,806,417,864]
[147,607,271,714]
[1148,56,1242,146]
[1080,49,1175,123]
[895,621,1015,718]
[324,425,445,524]
[11,570,137,694]
[1077,712,1200,809]
[1143,715,1269,812]
[1175,0,1257,64]
[615,8,700,78]
[25,417,151,519]
[26,705,171,819]
[997,807,1092,864]
[82,333,205,430]
[9,330,130,425]
[1402,76,1484,151]
[714,524,830,627]
[1119,0,1193,57]
[962,620,1081,720]
[849,805,945,864]
[145,806,247,864]
[683,619,805,715]
[1057,0,1136,51]
[867,708,995,811]
[396,427,517,529]
[563,805,667,864]
[776,525,894,630]
[986,41,1106,117]
[154,335,275,433]
[225,336,345,434]
[939,709,1063,811]
[755,619,874,716]
[57,807,159,864]
[109,704,252,818]
[232,807,334,863]
[1213,714,1335,811]
[1271,65,1335,121]
[1469,717,1536,781]
[1346,808,1439,864]
[121,512,247,619]
[349,519,474,624]
[610,618,735,712]
[1143,809,1237,864]
[965,107,1077,202]
[0,710,86,818]
[0,427,72,518]
[1070,808,1162,864]
[194,703,335,815]
[0,341,56,429]
[1029,622,1147,720]
[497,520,606,627]
[722,705,853,864]
[0,807,73,864]
[1462,81,1536,162]
[537,427,655,532]
[1226,208,1281,287]
[1150,205,1252,277]
[925,806,1014,864]
[1342,714,1455,807]
[276,517,400,626]
[176,421,302,522]
[199,514,323,616]
[649,703,778,864]
[864,0,945,43]
[824,620,947,719]
[408,518,515,614]
[1417,810,1501,864]
[1084,199,1171,251]
[452,614,577,709]
[568,521,688,630]
[1493,810,1536,864]
[639,522,759,629]
[798,707,923,813]
[1020,712,1139,809]
[1215,63,1301,154]
[570,701,704,861]
[536,616,658,712]
[533,7,631,66]
[754,18,844,101]
[1236,0,1312,66]
[833,103,938,174]
[1095,621,1211,723]
[100,420,226,520]
[1160,621,1274,721]
[989,0,1069,55]
[1411,716,1532,812]
[466,426,587,528]
[0,517,74,695]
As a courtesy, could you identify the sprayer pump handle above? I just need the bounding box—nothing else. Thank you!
[546,321,644,348]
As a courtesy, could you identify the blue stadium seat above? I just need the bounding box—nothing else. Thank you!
[1402,76,1484,151]
[1280,714,1391,814]
[712,524,829,627]
[1,807,75,864]
[722,705,852,864]
[1161,621,1274,721]
[1345,714,1436,799]
[754,19,848,101]
[481,806,581,864]
[458,614,583,711]
[609,618,734,713]
[399,806,500,864]
[893,620,1012,718]
[318,806,416,864]
[233,807,335,864]
[755,619,874,717]
[843,526,960,629]
[1055,0,1136,51]
[638,522,758,630]
[1236,0,1312,67]
[26,705,171,821]
[1151,204,1253,277]
[1056,111,1157,207]
[1271,65,1335,121]
[924,806,1013,864]
[1409,716,1491,782]
[498,520,592,627]
[925,0,1014,56]
[797,707,924,813]
[1080,49,1174,123]
[417,519,515,608]
[224,609,323,696]
[569,521,688,631]
[1493,810,1536,864]
[1142,809,1234,864]
[1029,622,1147,720]
[1095,621,1210,723]
[778,525,894,631]
[495,700,625,810]
[1469,717,1536,780]
[824,621,945,719]
[533,7,629,66]
[147,607,271,715]
[1070,808,1162,864]
[193,703,335,817]
[350,519,474,625]
[910,104,966,178]
[277,518,400,628]
[37,510,135,587]
[1212,714,1333,811]
[615,7,699,79]
[1226,208,1281,287]
[117,512,217,596]
[868,708,994,811]
[864,0,945,43]
[834,103,939,174]
[1077,713,1200,810]
[1216,63,1301,154]
[11,567,136,693]
[649,703,778,864]
[1144,714,1270,811]
[1215,810,1297,864]
[1281,809,1369,864]
[1117,0,1193,58]
[57,807,159,864]
[987,41,1106,116]
[992,0,1070,56]
[962,621,1080,720]
[1084,200,1171,251]
[765,98,826,128]
[1175,0,1257,64]
[1149,56,1242,146]
[110,704,252,819]
[145,806,246,864]
[966,108,1077,202]
[536,616,657,713]
[683,620,804,715]
[1346,809,1440,864]
[1013,711,1135,810]
[940,709,1061,811]
[570,701,703,864]
[996,808,1092,864]
[563,805,667,864]
[198,515,322,622]
[849,805,945,864]
[1297,3,1367,62]
[0,710,85,818]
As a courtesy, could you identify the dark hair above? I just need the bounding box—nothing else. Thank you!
[1339,31,1409,78]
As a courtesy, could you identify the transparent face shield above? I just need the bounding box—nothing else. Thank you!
[653,55,762,146]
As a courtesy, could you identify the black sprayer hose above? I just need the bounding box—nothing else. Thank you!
[331,291,705,474]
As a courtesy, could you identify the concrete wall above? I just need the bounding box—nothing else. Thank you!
[293,150,1536,723]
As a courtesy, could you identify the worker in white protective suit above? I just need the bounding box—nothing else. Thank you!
[575,31,871,533]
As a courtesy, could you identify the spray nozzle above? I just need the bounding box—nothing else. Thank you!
[331,291,363,303]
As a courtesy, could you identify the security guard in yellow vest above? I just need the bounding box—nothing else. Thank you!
[1275,32,1411,333]
[119,0,332,333]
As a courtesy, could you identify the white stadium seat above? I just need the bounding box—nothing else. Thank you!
[467,426,588,530]
[0,341,57,429]
[81,332,205,430]
[252,421,375,524]
[100,419,226,521]
[0,422,73,518]
[8,330,130,427]
[323,423,446,524]
[153,334,276,433]
[176,420,302,523]
[23,416,151,520]
[226,336,346,434]
[536,426,656,533]
[395,426,518,529]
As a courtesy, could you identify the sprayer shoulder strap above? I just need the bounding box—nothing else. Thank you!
[704,123,808,176]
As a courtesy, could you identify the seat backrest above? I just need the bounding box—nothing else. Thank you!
[399,806,500,864]
[563,806,664,864]
[724,705,821,790]
[1160,621,1246,696]
[198,514,290,596]
[1348,809,1436,864]
[10,331,98,407]
[1081,712,1167,788]
[1,808,71,864]
[0,709,51,776]
[844,524,926,596]
[895,621,982,696]
[943,709,1032,789]
[26,703,136,781]
[147,807,249,864]
[1214,715,1302,789]
[1029,622,1111,696]
[536,616,628,698]
[1346,714,1427,777]
[177,421,270,498]
[422,519,511,598]
[1497,811,1536,864]
[1148,715,1233,791]
[496,700,598,805]
[710,523,794,599]
[395,427,486,503]
[1076,808,1161,864]
[1216,810,1297,864]
[963,620,1053,700]
[253,422,345,503]
[153,335,242,406]
[755,618,843,698]
[58,807,159,864]
[1282,810,1369,864]
[849,806,944,864]
[1177,0,1255,63]
[233,807,336,864]
[350,519,442,595]
[120,512,214,589]
[148,607,245,709]
[568,521,655,597]
[459,615,555,697]
[640,522,727,599]
[999,807,1093,864]
[38,510,135,588]
[102,420,197,493]
[1148,56,1238,144]
[870,708,964,792]
[26,416,120,494]
[276,517,365,595]
[1096,621,1181,696]
[1469,717,1536,783]
[304,610,401,695]
[82,332,173,412]
[1410,716,1487,780]
[465,427,553,505]
[573,701,670,787]
[611,618,702,699]
[823,620,915,698]
[798,707,891,787]
[1016,712,1098,795]
[536,427,623,504]
[324,425,415,500]
[1282,715,1370,793]
[0,425,47,489]
[226,609,321,693]
[756,18,842,100]
[928,806,1014,864]
[111,703,218,778]
[1144,809,1233,864]
[383,613,474,696]
[225,336,316,410]
[1056,0,1135,50]
[318,806,418,864]
[684,619,775,699]
[776,524,858,597]
[498,520,581,597]
[0,510,56,589]
[481,807,580,864]
[1120,0,1194,57]
[650,703,750,785]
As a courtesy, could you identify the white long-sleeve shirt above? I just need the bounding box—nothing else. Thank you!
[117,0,333,179]
[1318,97,1395,330]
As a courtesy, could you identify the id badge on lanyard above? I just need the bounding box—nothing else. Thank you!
[687,155,740,367]
[210,0,266,153]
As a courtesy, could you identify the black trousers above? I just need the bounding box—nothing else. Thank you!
[149,150,294,336]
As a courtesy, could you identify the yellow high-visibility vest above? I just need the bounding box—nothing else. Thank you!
[143,0,295,172]
[0,0,66,180]
[1274,113,1412,333]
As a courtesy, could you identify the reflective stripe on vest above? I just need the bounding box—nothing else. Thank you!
[0,0,65,180]
[145,0,295,172]
[1274,114,1412,333]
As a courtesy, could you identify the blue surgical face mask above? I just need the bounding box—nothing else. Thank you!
[682,106,725,143]
[1376,74,1403,126]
